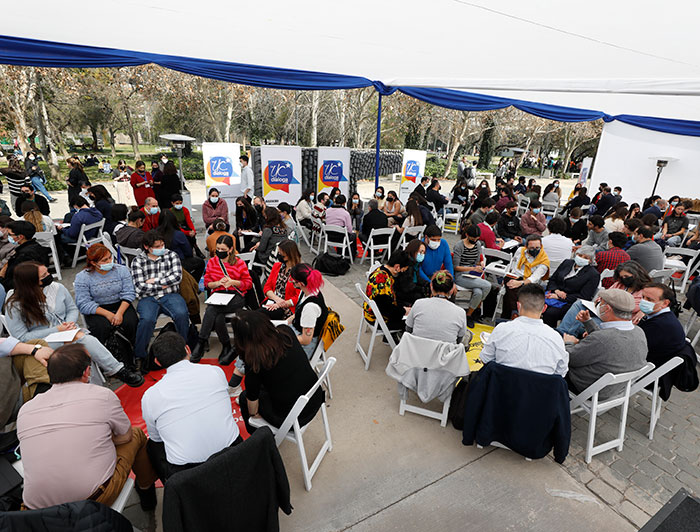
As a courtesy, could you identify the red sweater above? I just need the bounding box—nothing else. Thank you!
[204,256,252,295]
[263,262,301,312]
[141,208,160,232]
[130,171,155,207]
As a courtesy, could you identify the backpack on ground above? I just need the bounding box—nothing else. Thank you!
[104,326,134,368]
[448,373,475,430]
[313,252,351,276]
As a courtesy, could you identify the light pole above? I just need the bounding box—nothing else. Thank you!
[649,157,678,198]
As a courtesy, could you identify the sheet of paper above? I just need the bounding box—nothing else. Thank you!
[240,231,260,237]
[45,329,80,343]
[580,299,598,317]
[501,240,519,250]
[271,320,289,327]
[205,292,234,305]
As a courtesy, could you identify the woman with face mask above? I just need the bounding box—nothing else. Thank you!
[395,239,430,306]
[4,261,143,387]
[295,189,316,229]
[556,260,651,338]
[129,160,155,208]
[452,224,493,328]
[541,246,600,327]
[190,235,252,365]
[374,186,386,211]
[349,192,364,231]
[259,240,302,321]
[74,244,139,358]
[202,188,229,234]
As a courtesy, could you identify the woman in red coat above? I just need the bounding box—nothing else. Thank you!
[190,234,252,364]
[130,160,155,207]
[259,240,302,321]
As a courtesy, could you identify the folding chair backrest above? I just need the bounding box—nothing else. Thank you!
[483,248,512,263]
[405,225,426,238]
[237,252,255,269]
[648,269,674,285]
[570,363,655,411]
[367,262,381,277]
[272,357,336,446]
[83,219,106,244]
[323,224,349,244]
[630,357,683,396]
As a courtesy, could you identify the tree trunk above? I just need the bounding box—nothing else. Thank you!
[13,113,32,155]
[204,100,224,142]
[89,125,99,151]
[108,128,117,158]
[223,87,235,143]
[337,90,346,147]
[36,79,60,179]
[477,117,496,170]
[310,91,319,147]
[443,116,470,178]
[122,102,141,160]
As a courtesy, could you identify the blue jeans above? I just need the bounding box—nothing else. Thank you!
[48,333,123,376]
[291,325,319,360]
[31,175,54,201]
[135,293,190,359]
[556,299,602,338]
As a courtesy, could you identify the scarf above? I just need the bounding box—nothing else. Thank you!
[517,248,550,280]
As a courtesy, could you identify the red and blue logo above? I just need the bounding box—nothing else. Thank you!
[206,156,237,184]
[318,160,347,189]
[403,160,421,183]
[264,160,299,195]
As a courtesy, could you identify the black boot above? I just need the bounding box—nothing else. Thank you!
[135,483,157,511]
[190,339,206,363]
[113,367,144,388]
[218,344,236,366]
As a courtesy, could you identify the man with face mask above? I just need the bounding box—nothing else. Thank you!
[563,288,647,399]
[16,184,50,216]
[469,198,495,226]
[420,224,454,281]
[520,200,546,237]
[1,221,50,291]
[131,231,190,363]
[116,210,146,249]
[364,250,411,331]
[141,197,161,232]
[502,235,550,319]
[496,201,522,243]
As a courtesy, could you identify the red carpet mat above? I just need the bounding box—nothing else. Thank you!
[115,360,250,440]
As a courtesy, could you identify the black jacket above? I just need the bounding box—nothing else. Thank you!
[565,219,588,243]
[595,193,617,217]
[15,194,50,216]
[463,362,571,463]
[545,261,600,304]
[0,499,132,532]
[163,426,292,532]
[496,213,521,240]
[412,183,426,198]
[3,240,51,290]
[360,209,388,240]
[639,312,699,400]
[426,188,448,213]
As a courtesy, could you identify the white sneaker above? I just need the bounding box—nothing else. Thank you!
[228,385,243,398]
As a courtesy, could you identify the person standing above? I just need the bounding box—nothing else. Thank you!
[240,155,254,200]
[130,160,155,208]
[2,156,30,212]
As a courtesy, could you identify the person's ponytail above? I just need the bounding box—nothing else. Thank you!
[290,263,324,296]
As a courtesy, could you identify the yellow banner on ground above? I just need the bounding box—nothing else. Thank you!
[466,323,494,373]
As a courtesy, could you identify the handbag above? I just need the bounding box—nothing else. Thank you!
[544,298,567,308]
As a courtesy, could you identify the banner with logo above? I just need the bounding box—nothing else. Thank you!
[202,142,241,199]
[317,147,350,198]
[399,149,427,203]
[578,156,593,185]
[260,145,302,207]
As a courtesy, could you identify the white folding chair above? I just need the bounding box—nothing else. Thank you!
[569,363,654,463]
[541,202,558,219]
[309,215,324,255]
[366,261,381,279]
[598,268,614,290]
[482,248,515,320]
[322,224,354,263]
[630,357,684,440]
[663,247,700,292]
[310,340,333,399]
[70,219,106,268]
[648,269,675,286]
[397,225,426,250]
[294,217,312,249]
[101,231,119,259]
[360,227,395,265]
[237,251,255,269]
[354,282,400,370]
[249,357,336,491]
[442,204,463,234]
[516,196,530,216]
[35,231,62,280]
[118,245,142,266]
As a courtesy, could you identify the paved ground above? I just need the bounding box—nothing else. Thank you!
[31,176,700,530]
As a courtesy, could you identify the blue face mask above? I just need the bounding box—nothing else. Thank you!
[415,252,425,263]
[210,196,219,204]
[99,261,114,271]
[532,208,541,214]
[173,204,183,210]
[639,299,656,315]
[7,236,16,245]
[149,207,160,215]
[151,247,166,256]
[631,234,637,243]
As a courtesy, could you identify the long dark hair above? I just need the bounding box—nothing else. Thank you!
[88,184,113,203]
[163,161,178,176]
[231,311,294,372]
[615,260,651,292]
[404,199,423,226]
[157,209,180,247]
[5,261,48,326]
[235,196,257,228]
[263,206,284,229]
[215,234,239,265]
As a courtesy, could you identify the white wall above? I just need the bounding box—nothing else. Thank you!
[591,121,700,207]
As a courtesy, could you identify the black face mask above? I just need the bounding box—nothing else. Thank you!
[619,276,635,287]
[40,274,54,288]
[468,238,479,244]
[255,205,263,212]
[215,250,229,260]
[528,248,540,258]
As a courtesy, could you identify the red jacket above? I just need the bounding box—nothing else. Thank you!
[141,208,160,232]
[130,171,155,207]
[477,222,499,249]
[204,256,252,295]
[263,262,301,311]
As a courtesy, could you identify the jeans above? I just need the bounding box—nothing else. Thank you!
[291,324,319,360]
[31,175,54,201]
[556,299,602,337]
[135,293,190,359]
[47,333,123,375]
[655,230,682,248]
[455,276,493,309]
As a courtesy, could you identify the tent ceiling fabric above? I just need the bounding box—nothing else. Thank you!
[1,0,699,130]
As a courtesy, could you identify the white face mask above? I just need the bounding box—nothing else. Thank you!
[428,240,441,250]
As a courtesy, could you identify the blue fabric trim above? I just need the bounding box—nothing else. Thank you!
[1,34,699,136]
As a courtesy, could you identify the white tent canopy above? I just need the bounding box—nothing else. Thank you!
[1,0,700,122]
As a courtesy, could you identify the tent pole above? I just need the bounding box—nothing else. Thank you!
[374,92,382,190]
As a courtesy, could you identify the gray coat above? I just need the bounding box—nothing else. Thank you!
[566,319,647,399]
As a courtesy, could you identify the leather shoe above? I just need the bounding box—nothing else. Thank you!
[113,367,144,388]
[135,484,157,511]
[190,339,206,363]
[218,344,236,366]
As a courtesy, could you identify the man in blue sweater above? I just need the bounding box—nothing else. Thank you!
[420,224,454,281]
[638,282,686,367]
[61,196,104,244]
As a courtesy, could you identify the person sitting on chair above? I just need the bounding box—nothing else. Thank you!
[420,224,454,281]
[142,332,242,483]
[406,271,467,343]
[481,283,568,376]
[288,263,328,359]
[259,240,302,321]
[364,251,411,333]
[17,343,157,510]
[235,311,325,436]
[501,235,550,319]
[0,220,50,291]
[638,282,687,369]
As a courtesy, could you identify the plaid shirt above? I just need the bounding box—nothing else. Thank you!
[131,250,183,299]
[595,247,630,288]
